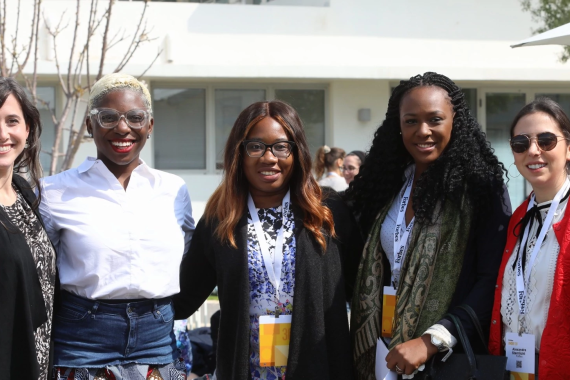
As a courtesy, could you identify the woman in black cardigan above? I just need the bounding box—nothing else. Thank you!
[0,77,56,380]
[173,100,362,380]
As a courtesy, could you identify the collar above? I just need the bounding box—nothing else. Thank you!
[77,157,155,179]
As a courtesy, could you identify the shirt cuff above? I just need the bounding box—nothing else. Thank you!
[422,323,457,350]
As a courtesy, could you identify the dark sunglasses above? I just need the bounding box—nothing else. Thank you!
[509,132,568,153]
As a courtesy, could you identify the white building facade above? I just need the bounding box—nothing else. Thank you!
[12,0,570,216]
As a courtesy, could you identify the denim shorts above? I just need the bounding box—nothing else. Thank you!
[53,291,177,367]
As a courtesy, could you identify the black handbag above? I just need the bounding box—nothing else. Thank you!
[414,305,509,380]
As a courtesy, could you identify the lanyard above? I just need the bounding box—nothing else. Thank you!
[515,179,569,316]
[392,171,415,287]
[248,190,291,300]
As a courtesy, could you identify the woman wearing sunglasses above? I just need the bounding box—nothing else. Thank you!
[489,97,570,379]
[173,100,362,380]
[40,73,195,379]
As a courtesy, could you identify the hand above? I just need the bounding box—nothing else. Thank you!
[385,335,439,375]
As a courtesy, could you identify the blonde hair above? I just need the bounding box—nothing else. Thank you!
[89,73,152,111]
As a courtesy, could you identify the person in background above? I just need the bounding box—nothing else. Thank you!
[40,73,195,380]
[342,150,366,185]
[0,77,55,380]
[345,72,510,379]
[174,100,362,380]
[315,145,348,191]
[489,98,570,379]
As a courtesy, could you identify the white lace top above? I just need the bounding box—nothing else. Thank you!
[501,188,569,351]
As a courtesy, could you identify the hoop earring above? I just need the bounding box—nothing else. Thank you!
[147,134,151,140]
[507,163,521,178]
[24,140,29,149]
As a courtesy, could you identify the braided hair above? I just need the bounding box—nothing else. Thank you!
[345,72,506,234]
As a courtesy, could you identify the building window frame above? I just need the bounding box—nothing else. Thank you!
[150,81,328,175]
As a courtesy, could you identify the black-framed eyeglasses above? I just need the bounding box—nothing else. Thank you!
[509,132,568,153]
[242,140,296,159]
[89,108,151,129]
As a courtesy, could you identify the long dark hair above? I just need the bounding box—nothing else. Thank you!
[345,72,506,234]
[204,100,335,250]
[0,77,43,209]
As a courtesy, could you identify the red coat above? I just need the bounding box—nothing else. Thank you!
[489,196,570,378]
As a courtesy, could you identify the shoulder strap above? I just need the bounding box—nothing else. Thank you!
[457,304,489,353]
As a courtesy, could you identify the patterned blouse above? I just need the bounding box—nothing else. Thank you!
[3,187,56,380]
[247,205,296,380]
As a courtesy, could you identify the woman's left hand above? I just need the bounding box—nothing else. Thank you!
[385,335,438,376]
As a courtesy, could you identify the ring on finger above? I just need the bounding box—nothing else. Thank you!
[395,365,404,374]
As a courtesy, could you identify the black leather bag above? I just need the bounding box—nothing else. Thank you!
[415,305,509,380]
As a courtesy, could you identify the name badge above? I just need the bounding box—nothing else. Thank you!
[381,286,397,338]
[259,315,292,367]
[505,332,535,380]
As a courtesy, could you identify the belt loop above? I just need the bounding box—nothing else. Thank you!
[153,300,158,311]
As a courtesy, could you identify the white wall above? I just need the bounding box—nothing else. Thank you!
[15,0,562,82]
[329,79,391,153]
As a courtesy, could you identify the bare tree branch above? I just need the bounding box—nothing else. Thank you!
[0,0,9,77]
[114,0,149,72]
[106,29,128,51]
[66,0,81,95]
[49,98,72,175]
[96,0,114,81]
[137,47,162,79]
[44,10,70,96]
[30,0,42,104]
[7,0,21,75]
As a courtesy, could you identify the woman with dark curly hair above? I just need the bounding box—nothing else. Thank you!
[174,100,362,380]
[346,72,511,379]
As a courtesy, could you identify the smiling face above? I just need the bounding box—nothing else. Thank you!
[243,117,294,207]
[0,94,29,175]
[342,155,361,184]
[512,111,570,199]
[399,86,454,174]
[86,89,153,173]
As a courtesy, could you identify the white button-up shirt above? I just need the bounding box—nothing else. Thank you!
[39,157,195,300]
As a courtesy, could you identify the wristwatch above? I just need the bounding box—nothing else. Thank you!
[430,334,447,352]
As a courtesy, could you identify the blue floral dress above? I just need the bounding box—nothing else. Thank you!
[247,205,296,380]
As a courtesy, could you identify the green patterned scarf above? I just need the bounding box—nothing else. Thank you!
[351,193,473,380]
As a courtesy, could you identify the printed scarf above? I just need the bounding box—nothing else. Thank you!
[351,193,473,380]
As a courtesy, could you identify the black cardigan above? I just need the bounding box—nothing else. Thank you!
[173,191,362,380]
[0,174,48,380]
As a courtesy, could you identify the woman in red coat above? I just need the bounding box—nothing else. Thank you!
[489,97,570,379]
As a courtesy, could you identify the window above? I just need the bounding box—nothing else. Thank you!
[215,89,266,168]
[462,88,478,120]
[536,93,570,116]
[153,88,206,170]
[152,85,326,171]
[34,87,57,174]
[485,93,527,208]
[275,89,325,156]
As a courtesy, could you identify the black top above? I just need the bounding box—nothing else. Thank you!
[173,190,363,380]
[441,185,512,349]
[0,174,50,380]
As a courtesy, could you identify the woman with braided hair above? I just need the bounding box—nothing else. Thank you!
[345,72,511,378]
